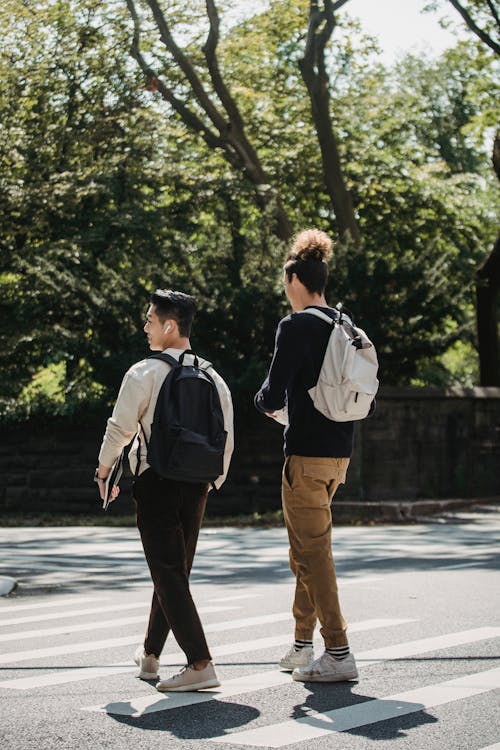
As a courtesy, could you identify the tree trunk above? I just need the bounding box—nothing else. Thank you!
[125,0,292,242]
[299,0,361,244]
[476,235,500,385]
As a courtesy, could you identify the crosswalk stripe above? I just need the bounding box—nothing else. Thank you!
[338,576,381,586]
[2,601,154,626]
[0,596,103,615]
[0,614,148,643]
[82,625,499,717]
[0,616,409,667]
[210,594,261,603]
[0,611,295,664]
[0,605,236,644]
[478,744,500,750]
[0,635,157,665]
[210,667,500,746]
[0,618,411,690]
[1,635,293,691]
[84,670,293,716]
[358,626,500,662]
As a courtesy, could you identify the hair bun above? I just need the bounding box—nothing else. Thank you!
[289,229,333,263]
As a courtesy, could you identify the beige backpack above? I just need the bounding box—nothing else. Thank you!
[300,306,379,422]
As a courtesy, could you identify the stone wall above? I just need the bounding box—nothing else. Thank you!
[0,387,499,517]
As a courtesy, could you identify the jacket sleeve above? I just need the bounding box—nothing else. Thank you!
[211,372,234,490]
[98,370,150,469]
[254,318,300,414]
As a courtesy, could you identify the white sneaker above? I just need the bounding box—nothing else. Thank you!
[156,662,220,692]
[134,645,160,680]
[279,644,314,671]
[292,651,358,682]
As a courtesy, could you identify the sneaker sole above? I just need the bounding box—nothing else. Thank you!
[156,678,221,692]
[137,670,159,680]
[279,662,311,672]
[292,670,358,683]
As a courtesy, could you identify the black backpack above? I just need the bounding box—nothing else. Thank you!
[141,350,227,484]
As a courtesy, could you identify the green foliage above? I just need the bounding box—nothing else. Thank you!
[1,0,498,423]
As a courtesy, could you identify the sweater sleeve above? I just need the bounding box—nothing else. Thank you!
[98,370,150,469]
[210,370,234,490]
[254,317,300,414]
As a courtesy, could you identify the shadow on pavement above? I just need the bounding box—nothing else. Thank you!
[108,699,260,739]
[1,507,499,596]
[293,682,438,739]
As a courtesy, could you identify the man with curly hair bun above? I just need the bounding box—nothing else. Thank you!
[255,228,359,683]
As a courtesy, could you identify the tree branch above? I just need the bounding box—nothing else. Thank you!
[203,0,245,132]
[332,0,351,10]
[202,0,275,185]
[299,1,360,243]
[318,0,336,59]
[124,0,227,155]
[447,0,500,56]
[144,0,230,132]
[485,0,500,28]
[125,0,292,240]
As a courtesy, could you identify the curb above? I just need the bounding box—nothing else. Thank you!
[0,576,17,596]
[333,497,499,523]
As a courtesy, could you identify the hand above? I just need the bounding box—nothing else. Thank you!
[265,412,278,419]
[108,485,120,503]
[96,478,120,503]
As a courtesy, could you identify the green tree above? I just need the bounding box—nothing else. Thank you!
[425,0,500,384]
[0,0,184,416]
[1,0,498,423]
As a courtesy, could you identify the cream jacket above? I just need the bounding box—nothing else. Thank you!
[98,348,234,489]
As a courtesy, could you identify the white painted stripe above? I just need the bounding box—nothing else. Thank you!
[478,744,500,750]
[210,667,500,746]
[438,562,485,570]
[210,594,261,603]
[0,611,294,665]
[339,576,381,586]
[84,670,293,716]
[0,617,409,667]
[0,596,103,614]
[82,625,498,717]
[0,618,411,690]
[2,601,152,626]
[0,635,154,665]
[1,635,292,690]
[359,626,500,663]
[0,614,148,643]
[0,605,236,644]
[0,611,292,664]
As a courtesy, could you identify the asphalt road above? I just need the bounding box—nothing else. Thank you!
[0,504,499,750]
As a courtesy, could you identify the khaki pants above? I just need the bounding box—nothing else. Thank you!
[282,455,350,649]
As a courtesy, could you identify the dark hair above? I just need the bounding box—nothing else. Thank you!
[284,228,333,294]
[150,289,197,337]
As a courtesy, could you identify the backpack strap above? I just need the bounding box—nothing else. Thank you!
[178,349,214,370]
[138,350,214,461]
[138,352,180,458]
[147,351,180,368]
[298,308,337,325]
[148,349,213,370]
[299,307,366,353]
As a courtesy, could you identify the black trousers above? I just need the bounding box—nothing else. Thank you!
[133,468,211,664]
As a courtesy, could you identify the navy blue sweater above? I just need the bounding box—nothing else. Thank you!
[255,306,354,457]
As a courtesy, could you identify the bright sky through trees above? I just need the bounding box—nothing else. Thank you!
[347,0,464,61]
[230,0,463,61]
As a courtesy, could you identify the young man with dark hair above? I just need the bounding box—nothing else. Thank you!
[255,229,359,683]
[96,289,233,691]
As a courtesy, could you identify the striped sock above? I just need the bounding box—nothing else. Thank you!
[326,645,350,660]
[294,639,313,650]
